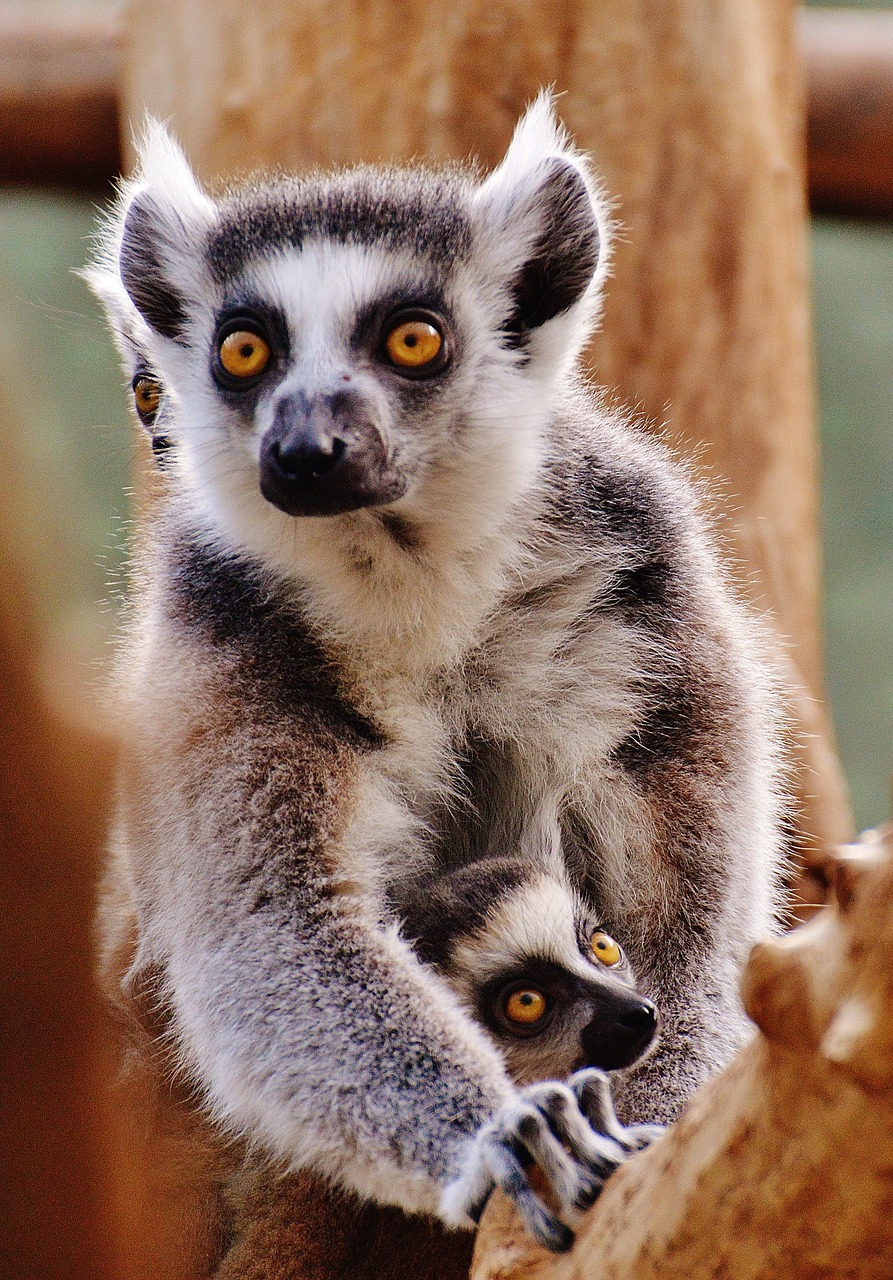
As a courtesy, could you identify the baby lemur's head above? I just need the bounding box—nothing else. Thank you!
[401,858,659,1087]
[85,95,608,573]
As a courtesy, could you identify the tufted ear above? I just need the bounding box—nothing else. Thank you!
[475,94,607,345]
[98,120,216,343]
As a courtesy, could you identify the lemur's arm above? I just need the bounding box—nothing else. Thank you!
[119,545,627,1251]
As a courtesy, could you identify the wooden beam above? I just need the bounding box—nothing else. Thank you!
[3,6,893,217]
[801,9,893,217]
[0,4,121,187]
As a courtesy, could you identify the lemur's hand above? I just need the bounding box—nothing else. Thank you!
[570,1067,666,1153]
[442,1080,629,1252]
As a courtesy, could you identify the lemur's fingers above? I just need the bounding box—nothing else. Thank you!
[511,1100,588,1209]
[446,1082,620,1252]
[569,1068,666,1153]
[449,1124,573,1251]
[482,1132,574,1253]
[568,1068,624,1139]
[622,1122,666,1151]
[527,1080,627,1207]
[445,1080,641,1251]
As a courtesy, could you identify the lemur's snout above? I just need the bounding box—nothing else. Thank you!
[260,391,406,517]
[580,992,658,1071]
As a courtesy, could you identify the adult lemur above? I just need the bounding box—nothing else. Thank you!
[88,94,783,1251]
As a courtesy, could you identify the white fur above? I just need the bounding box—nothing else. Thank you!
[451,873,597,986]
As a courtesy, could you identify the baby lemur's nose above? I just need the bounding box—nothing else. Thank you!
[259,391,404,517]
[580,994,658,1072]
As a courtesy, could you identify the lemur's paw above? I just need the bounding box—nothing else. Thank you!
[441,1081,627,1252]
[569,1067,666,1154]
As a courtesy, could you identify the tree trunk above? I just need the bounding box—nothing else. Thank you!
[471,824,893,1280]
[120,0,853,894]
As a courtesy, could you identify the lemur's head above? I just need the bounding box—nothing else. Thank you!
[401,858,658,1087]
[86,96,608,566]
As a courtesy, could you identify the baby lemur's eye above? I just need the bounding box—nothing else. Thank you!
[591,932,622,967]
[505,987,549,1024]
[216,324,272,382]
[133,375,162,426]
[382,312,447,375]
[493,980,554,1037]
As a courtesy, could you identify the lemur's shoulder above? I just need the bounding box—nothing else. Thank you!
[135,507,386,755]
[541,395,702,560]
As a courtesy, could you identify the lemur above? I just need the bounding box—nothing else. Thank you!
[87,94,784,1252]
[213,854,661,1280]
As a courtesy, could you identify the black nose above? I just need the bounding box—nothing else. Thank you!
[259,391,405,517]
[269,430,348,484]
[580,995,658,1072]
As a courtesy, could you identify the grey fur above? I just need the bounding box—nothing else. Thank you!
[86,97,784,1250]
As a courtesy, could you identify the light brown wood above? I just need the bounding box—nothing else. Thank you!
[471,825,893,1280]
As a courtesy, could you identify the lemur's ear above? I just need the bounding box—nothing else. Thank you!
[475,94,607,342]
[116,120,216,342]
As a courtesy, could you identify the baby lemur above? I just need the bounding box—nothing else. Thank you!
[213,856,660,1280]
[400,855,659,1086]
[88,93,784,1252]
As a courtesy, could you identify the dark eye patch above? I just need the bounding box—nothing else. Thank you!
[209,297,291,410]
[350,284,451,356]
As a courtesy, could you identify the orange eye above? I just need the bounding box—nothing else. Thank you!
[218,329,271,379]
[591,932,622,967]
[133,376,162,424]
[504,988,549,1025]
[384,319,443,369]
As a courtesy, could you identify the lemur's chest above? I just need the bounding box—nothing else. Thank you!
[364,573,651,839]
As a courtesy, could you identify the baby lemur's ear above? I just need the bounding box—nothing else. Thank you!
[114,120,216,342]
[474,93,609,343]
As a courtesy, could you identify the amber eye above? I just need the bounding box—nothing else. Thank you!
[591,932,622,967]
[133,376,162,425]
[504,988,549,1025]
[384,318,443,370]
[218,329,271,380]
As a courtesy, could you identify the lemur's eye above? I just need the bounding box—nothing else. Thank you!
[503,987,549,1026]
[133,376,162,425]
[591,932,622,967]
[383,317,445,372]
[218,328,271,380]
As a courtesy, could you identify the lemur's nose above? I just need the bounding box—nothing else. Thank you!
[580,994,658,1072]
[271,429,347,481]
[259,391,404,517]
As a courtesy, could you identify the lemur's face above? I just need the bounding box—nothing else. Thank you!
[442,871,658,1087]
[89,110,605,562]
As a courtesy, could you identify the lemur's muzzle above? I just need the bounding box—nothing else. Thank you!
[260,390,406,517]
[580,989,658,1071]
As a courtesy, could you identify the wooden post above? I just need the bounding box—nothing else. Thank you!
[471,826,893,1279]
[119,0,853,891]
[0,388,122,1277]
